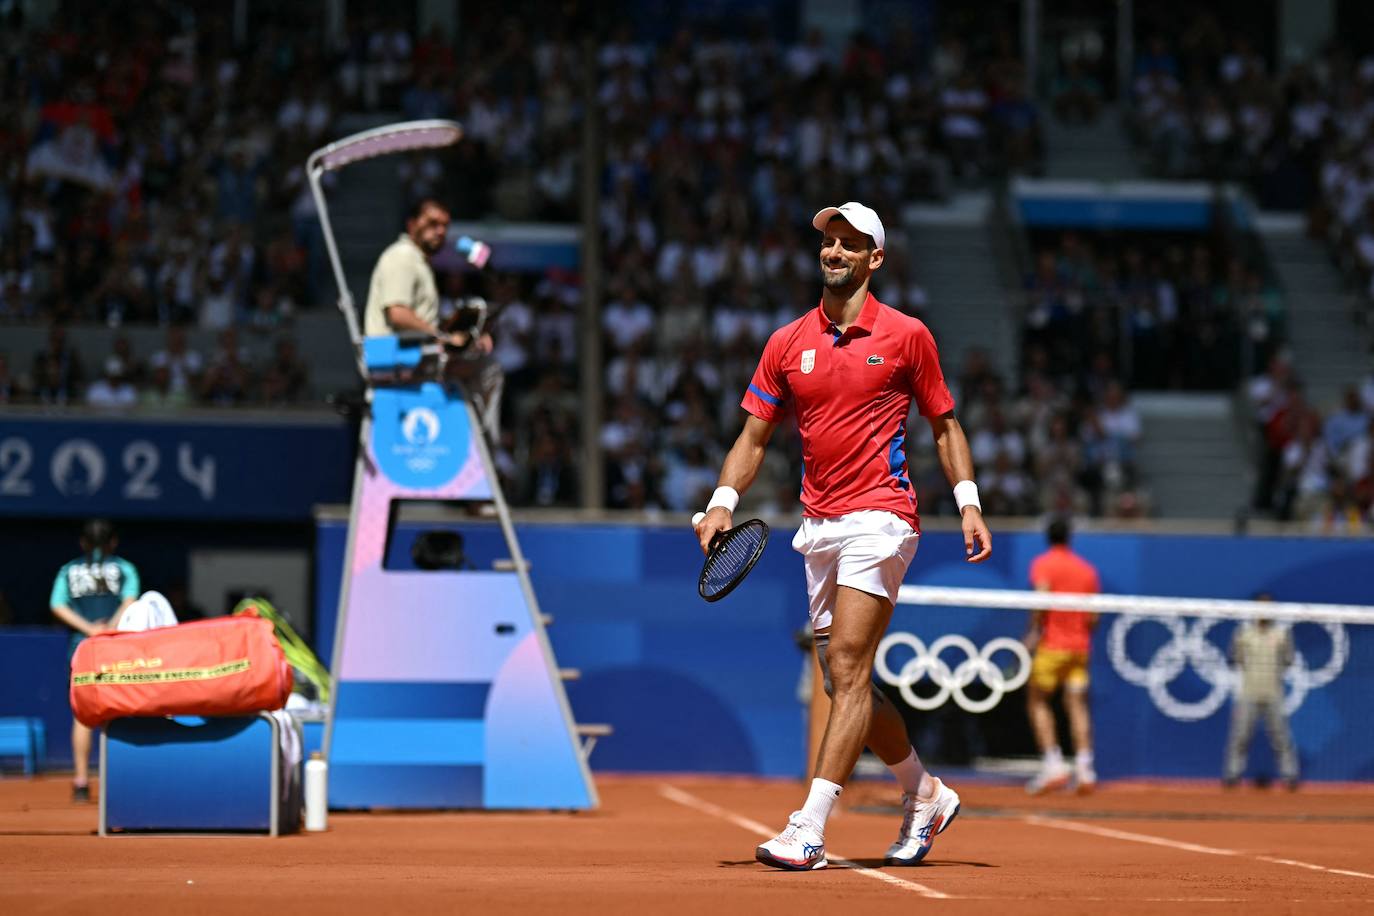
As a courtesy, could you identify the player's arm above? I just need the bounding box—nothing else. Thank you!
[927,410,991,562]
[384,303,469,347]
[695,414,776,554]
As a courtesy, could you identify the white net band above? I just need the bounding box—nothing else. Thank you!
[898,585,1374,626]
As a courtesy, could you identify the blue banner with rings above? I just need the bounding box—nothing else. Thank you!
[0,411,353,520]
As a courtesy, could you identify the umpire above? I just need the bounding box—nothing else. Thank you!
[365,197,500,437]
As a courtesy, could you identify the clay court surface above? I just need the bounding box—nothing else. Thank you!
[3,775,1373,915]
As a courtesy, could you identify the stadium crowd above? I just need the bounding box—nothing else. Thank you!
[1022,231,1284,392]
[3,5,1369,522]
[1128,16,1374,328]
[386,16,1055,512]
[1249,358,1374,531]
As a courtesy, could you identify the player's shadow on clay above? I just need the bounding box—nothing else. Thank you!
[842,858,997,869]
[717,859,996,869]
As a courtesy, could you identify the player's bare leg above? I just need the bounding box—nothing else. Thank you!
[812,585,893,783]
[865,684,916,765]
[1027,683,1058,755]
[757,586,902,870]
[819,586,961,866]
[71,721,91,801]
[1026,683,1070,794]
[1064,685,1096,792]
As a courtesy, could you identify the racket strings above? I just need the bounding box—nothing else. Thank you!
[702,525,767,596]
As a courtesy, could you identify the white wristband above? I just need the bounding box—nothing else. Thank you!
[706,486,740,515]
[953,480,981,513]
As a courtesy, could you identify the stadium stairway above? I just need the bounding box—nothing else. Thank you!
[1259,220,1369,410]
[906,197,1018,382]
[1135,393,1252,519]
[1041,105,1143,182]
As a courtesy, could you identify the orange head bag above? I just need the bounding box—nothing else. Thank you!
[70,615,293,727]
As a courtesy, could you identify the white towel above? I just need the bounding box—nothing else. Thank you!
[116,591,179,631]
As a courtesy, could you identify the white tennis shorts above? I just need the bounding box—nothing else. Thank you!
[792,510,920,630]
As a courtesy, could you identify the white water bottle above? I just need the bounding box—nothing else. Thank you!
[304,751,328,832]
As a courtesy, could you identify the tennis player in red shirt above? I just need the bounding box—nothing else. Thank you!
[695,201,991,870]
[1025,517,1101,795]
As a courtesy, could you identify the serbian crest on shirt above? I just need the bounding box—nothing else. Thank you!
[800,349,816,374]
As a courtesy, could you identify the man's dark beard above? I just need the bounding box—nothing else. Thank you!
[821,264,856,290]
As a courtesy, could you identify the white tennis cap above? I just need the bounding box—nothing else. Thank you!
[812,201,885,251]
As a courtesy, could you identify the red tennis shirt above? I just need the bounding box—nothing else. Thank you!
[740,292,954,530]
[1029,546,1101,654]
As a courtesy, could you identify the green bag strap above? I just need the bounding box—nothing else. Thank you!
[232,598,332,704]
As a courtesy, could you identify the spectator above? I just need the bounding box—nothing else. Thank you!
[85,355,137,409]
[141,363,191,409]
[31,325,83,405]
[1324,386,1370,458]
[149,325,204,400]
[259,337,310,404]
[0,352,21,402]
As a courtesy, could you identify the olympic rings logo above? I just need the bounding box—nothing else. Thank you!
[1106,616,1349,722]
[875,633,1032,714]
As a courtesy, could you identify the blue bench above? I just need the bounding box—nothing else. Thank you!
[100,714,300,836]
[0,717,45,775]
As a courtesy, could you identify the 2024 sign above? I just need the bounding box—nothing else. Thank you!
[0,436,216,502]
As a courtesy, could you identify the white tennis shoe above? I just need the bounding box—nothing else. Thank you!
[755,811,827,871]
[884,778,961,866]
[1026,761,1072,795]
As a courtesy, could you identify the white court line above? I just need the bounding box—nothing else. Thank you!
[658,784,950,899]
[1026,816,1374,880]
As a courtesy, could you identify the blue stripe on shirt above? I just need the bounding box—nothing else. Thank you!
[888,420,910,490]
[747,384,784,407]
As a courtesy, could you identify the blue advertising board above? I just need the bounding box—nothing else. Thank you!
[0,413,353,520]
[313,522,1374,782]
[6,520,1371,780]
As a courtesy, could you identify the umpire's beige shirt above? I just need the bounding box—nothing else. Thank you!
[364,233,439,336]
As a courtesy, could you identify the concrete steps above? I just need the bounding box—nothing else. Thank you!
[1041,105,1142,182]
[1259,228,1371,410]
[1134,394,1251,519]
[905,205,1016,383]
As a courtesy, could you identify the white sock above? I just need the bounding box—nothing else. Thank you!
[1044,746,1064,769]
[799,778,843,832]
[1075,750,1094,769]
[889,747,937,798]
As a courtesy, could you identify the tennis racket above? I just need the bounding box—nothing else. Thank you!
[691,513,770,602]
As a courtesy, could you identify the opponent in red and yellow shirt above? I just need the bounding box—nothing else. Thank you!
[1025,517,1102,795]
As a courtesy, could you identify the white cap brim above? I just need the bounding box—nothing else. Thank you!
[812,201,885,251]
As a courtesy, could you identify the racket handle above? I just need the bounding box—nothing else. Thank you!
[692,512,705,527]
